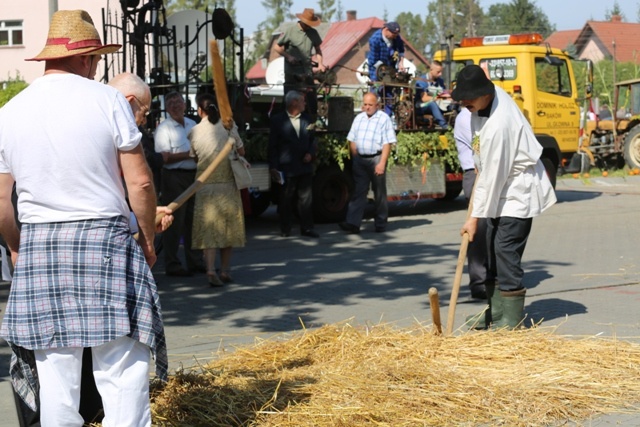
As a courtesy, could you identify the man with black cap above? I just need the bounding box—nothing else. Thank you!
[273,8,326,119]
[367,21,406,83]
[0,10,166,426]
[452,64,556,329]
[367,21,406,117]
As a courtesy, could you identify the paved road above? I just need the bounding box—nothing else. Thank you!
[2,175,640,425]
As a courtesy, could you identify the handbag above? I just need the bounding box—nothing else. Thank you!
[229,150,252,190]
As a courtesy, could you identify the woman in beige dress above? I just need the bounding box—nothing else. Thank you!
[189,93,246,286]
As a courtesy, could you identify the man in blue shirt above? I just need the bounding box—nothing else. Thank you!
[414,61,451,129]
[367,21,405,82]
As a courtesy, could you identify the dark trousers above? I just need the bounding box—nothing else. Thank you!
[487,216,532,291]
[346,155,388,228]
[279,173,314,233]
[462,170,490,287]
[160,168,201,273]
[416,102,447,127]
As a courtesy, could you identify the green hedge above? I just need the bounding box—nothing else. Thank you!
[241,130,460,172]
[0,77,28,108]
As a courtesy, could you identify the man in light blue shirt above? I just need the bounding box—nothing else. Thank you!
[339,93,396,233]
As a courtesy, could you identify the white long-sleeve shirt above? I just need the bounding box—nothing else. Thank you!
[470,86,556,219]
[453,108,475,171]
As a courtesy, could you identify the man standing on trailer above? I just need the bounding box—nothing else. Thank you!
[273,8,326,119]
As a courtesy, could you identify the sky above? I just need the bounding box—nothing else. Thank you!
[235,0,638,35]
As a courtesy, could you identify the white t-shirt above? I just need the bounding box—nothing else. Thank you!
[0,73,141,223]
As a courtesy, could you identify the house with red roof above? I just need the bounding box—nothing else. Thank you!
[544,29,580,52]
[246,11,430,86]
[545,15,640,63]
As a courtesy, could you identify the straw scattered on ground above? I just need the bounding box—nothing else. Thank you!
[149,321,640,426]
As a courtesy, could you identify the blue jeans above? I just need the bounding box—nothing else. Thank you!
[416,101,447,126]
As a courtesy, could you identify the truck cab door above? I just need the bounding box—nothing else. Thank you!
[532,56,580,154]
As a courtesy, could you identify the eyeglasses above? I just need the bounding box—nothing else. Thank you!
[132,95,150,117]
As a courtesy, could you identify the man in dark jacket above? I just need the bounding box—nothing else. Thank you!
[268,90,319,238]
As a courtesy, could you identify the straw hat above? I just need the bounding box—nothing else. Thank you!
[296,8,321,27]
[26,10,121,62]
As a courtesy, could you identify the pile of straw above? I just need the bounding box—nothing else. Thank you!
[150,322,640,426]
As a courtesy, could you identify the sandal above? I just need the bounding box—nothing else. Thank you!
[220,271,233,283]
[207,272,224,287]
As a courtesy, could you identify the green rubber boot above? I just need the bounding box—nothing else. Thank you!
[492,288,526,330]
[465,283,503,330]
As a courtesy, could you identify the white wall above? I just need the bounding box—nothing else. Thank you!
[0,0,109,83]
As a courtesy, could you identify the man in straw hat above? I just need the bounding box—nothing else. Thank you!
[452,64,556,329]
[273,8,326,120]
[0,10,166,426]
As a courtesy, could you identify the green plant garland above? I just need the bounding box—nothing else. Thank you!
[240,130,461,173]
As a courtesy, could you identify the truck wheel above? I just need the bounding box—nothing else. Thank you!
[541,157,557,189]
[312,166,353,223]
[623,126,640,170]
[440,180,463,201]
[247,190,271,218]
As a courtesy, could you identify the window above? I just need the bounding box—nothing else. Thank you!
[630,83,640,116]
[0,20,23,47]
[535,57,572,97]
[480,58,518,81]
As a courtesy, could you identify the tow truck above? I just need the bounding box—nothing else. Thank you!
[434,32,594,185]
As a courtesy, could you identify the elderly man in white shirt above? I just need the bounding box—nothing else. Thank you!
[452,65,556,329]
[154,91,203,277]
[339,92,396,234]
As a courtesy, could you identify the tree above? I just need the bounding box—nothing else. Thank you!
[0,76,28,108]
[246,0,293,70]
[395,12,429,56]
[483,0,555,37]
[259,0,294,31]
[165,0,240,80]
[572,59,640,112]
[605,0,625,21]
[336,0,344,21]
[317,0,336,22]
[422,0,484,59]
[166,0,216,14]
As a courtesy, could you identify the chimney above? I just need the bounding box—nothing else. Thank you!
[346,10,357,21]
[611,14,622,22]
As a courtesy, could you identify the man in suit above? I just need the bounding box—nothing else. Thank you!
[268,90,319,238]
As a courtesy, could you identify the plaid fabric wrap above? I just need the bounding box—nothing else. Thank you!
[0,216,167,410]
